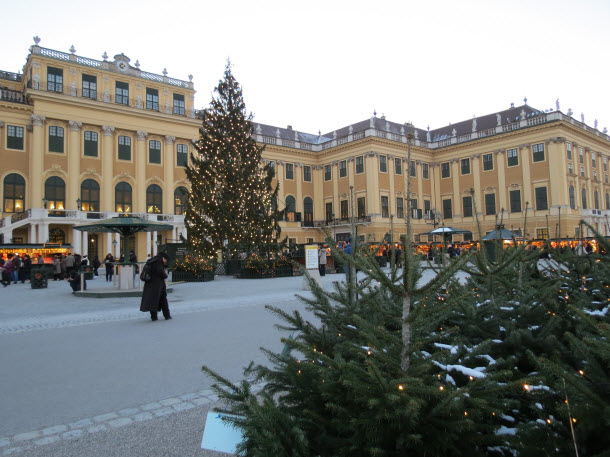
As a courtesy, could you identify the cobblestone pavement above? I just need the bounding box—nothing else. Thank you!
[0,389,222,456]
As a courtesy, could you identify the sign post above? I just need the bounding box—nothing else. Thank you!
[302,244,322,290]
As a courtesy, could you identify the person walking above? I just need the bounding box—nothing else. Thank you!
[318,245,327,276]
[37,255,44,264]
[140,252,171,321]
[53,256,62,280]
[60,255,67,279]
[104,253,114,282]
[92,255,101,276]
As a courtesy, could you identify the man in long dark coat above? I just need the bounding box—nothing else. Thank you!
[140,252,172,321]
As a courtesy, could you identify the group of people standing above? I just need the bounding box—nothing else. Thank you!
[0,253,33,286]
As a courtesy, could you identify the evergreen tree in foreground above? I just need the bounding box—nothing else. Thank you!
[185,62,282,259]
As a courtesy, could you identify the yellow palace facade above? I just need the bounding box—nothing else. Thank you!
[1,40,610,259]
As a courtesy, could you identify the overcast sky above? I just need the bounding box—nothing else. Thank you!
[2,0,609,135]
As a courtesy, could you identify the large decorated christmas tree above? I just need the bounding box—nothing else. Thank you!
[185,62,282,259]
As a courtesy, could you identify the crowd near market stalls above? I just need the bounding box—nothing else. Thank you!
[0,242,71,262]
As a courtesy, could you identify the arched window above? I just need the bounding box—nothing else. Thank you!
[115,182,132,213]
[174,186,188,215]
[581,188,587,210]
[285,195,296,221]
[569,186,575,209]
[80,179,100,212]
[44,176,65,210]
[606,193,610,210]
[146,184,163,214]
[594,191,600,210]
[49,227,65,244]
[3,173,25,213]
[303,197,313,226]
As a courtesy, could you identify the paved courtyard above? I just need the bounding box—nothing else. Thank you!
[0,272,334,457]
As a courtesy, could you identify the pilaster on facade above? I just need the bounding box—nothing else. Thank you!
[68,120,82,209]
[101,126,115,211]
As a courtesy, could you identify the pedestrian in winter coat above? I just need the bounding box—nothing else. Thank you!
[140,252,171,321]
[37,255,44,264]
[104,254,114,281]
[23,255,32,282]
[318,245,327,276]
[92,256,101,276]
[66,254,75,275]
[53,256,62,280]
[3,258,13,285]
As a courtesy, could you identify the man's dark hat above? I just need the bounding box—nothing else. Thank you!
[158,252,169,260]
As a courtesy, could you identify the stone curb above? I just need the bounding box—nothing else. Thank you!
[0,389,219,455]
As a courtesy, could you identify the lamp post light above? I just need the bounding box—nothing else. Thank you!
[331,213,336,241]
[76,198,82,211]
[42,197,48,209]
[112,238,118,256]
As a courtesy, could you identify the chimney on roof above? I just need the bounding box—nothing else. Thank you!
[287,125,292,130]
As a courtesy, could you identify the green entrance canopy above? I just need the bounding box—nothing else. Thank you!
[73,216,174,260]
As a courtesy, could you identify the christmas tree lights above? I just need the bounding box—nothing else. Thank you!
[185,62,283,260]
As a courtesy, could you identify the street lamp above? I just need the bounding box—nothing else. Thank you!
[331,213,336,241]
[112,239,118,256]
[42,197,48,209]
[76,198,82,211]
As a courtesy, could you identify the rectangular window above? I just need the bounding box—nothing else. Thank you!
[566,142,572,160]
[116,81,129,105]
[396,197,404,218]
[173,93,185,115]
[266,160,275,176]
[462,196,472,217]
[579,147,584,164]
[604,156,608,172]
[483,153,494,171]
[461,158,470,175]
[580,166,585,177]
[568,163,574,174]
[424,199,431,214]
[592,152,596,168]
[84,131,98,157]
[507,148,519,167]
[6,125,24,150]
[285,163,294,180]
[485,193,496,215]
[410,160,416,177]
[339,160,347,178]
[594,170,598,181]
[442,198,452,219]
[381,196,389,217]
[340,200,348,219]
[324,164,331,181]
[532,143,545,162]
[325,202,333,222]
[537,228,549,240]
[118,135,131,160]
[422,163,429,179]
[47,67,63,93]
[303,165,311,182]
[395,158,402,175]
[535,187,548,210]
[605,174,609,184]
[356,156,364,174]
[357,197,366,218]
[510,189,521,213]
[82,74,97,99]
[149,140,161,164]
[441,162,450,178]
[380,155,387,173]
[48,126,64,153]
[176,144,188,167]
[146,88,159,111]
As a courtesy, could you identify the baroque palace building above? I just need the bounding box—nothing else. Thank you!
[1,39,610,259]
